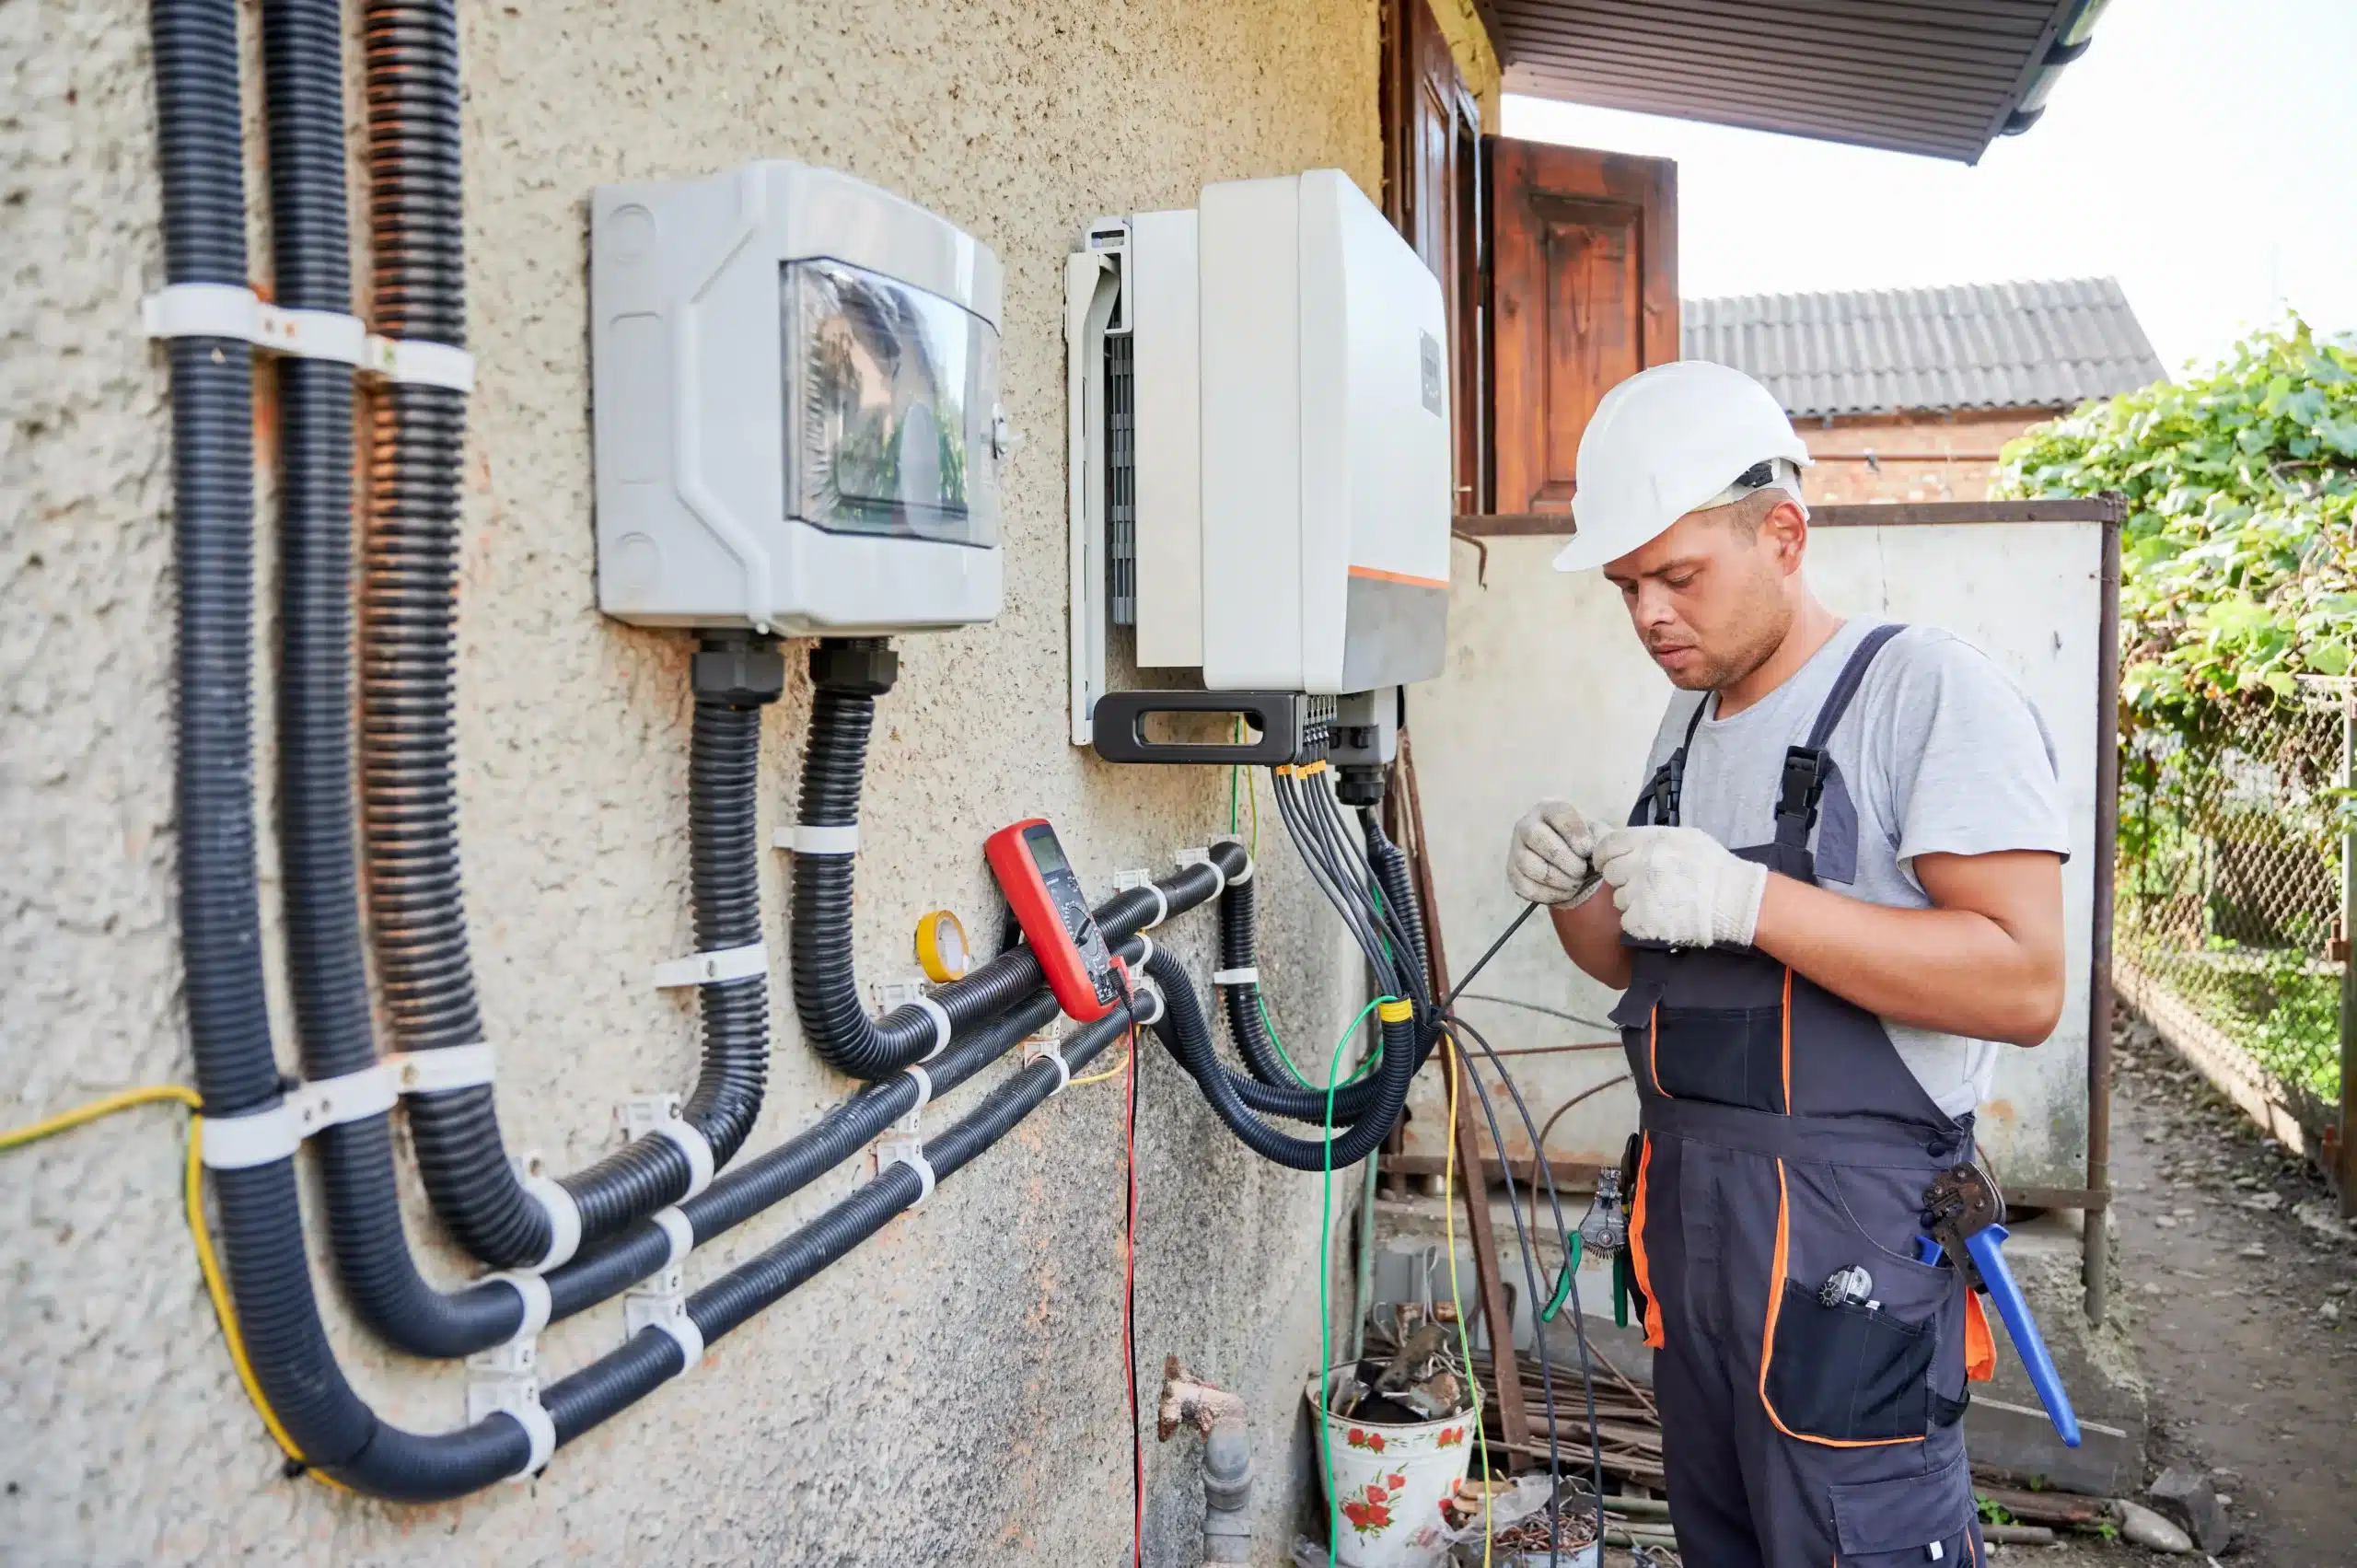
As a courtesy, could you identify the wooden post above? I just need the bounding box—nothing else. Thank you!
[1394,729,1531,1467]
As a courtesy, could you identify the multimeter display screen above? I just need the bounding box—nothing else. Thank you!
[1023,824,1070,877]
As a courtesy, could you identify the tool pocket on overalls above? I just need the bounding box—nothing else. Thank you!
[1762,1161,1955,1446]
[1826,1451,1977,1565]
[1648,1003,1786,1111]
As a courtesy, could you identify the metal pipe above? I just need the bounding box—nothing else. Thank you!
[2084,513,2122,1321]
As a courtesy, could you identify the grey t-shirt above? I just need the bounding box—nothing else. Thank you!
[1636,618,2069,1118]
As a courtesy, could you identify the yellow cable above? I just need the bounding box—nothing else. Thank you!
[1070,1053,1132,1087]
[1440,1035,1492,1567]
[0,1083,198,1149]
[3,1086,339,1489]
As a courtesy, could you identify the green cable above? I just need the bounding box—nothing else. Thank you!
[1318,994,1394,1568]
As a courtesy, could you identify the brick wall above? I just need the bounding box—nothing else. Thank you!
[1798,407,2058,505]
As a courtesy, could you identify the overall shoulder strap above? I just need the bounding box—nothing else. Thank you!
[1635,695,1712,826]
[1774,623,1906,851]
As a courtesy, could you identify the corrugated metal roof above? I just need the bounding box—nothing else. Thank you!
[1492,0,2096,165]
[1681,278,2166,418]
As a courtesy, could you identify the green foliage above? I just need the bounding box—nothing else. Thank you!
[1976,1493,2016,1527]
[1993,320,2357,735]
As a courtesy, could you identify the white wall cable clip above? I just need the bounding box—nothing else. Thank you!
[874,1130,936,1206]
[642,1307,705,1382]
[776,822,859,855]
[197,1064,400,1169]
[899,1063,935,1134]
[386,1041,496,1094]
[1175,845,1228,897]
[465,1334,552,1478]
[650,1119,715,1198]
[1129,932,1155,970]
[1025,1038,1072,1095]
[1132,981,1167,1028]
[516,1156,583,1271]
[877,980,952,1060]
[651,940,768,989]
[481,1271,554,1341]
[363,332,475,391]
[621,1095,715,1198]
[1210,837,1255,884]
[1113,869,1169,927]
[141,283,475,389]
[1212,966,1260,986]
[649,1206,694,1270]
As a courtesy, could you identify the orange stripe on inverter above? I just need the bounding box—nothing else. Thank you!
[1346,564,1448,589]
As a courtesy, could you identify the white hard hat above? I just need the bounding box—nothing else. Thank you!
[1551,360,1812,572]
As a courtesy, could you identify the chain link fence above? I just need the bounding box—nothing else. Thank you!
[2115,679,2351,1136]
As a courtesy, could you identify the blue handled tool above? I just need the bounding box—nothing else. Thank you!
[1920,1164,2081,1448]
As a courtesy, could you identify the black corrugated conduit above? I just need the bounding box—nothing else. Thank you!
[345,0,802,1271]
[262,0,520,1358]
[789,640,1237,1079]
[1144,946,1418,1171]
[156,0,538,1496]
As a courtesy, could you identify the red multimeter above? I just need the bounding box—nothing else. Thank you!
[984,818,1124,1022]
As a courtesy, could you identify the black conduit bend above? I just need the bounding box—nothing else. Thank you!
[354,0,795,1269]
[156,0,540,1495]
[789,649,1248,1078]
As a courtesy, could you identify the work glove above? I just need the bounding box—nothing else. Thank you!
[1592,826,1770,949]
[1505,799,1608,907]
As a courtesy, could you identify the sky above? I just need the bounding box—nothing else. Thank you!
[1502,0,2357,377]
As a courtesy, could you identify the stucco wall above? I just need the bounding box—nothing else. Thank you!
[0,3,1385,1563]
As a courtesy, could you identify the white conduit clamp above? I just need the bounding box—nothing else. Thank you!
[1130,933,1155,970]
[651,940,768,990]
[776,822,859,855]
[522,1173,584,1271]
[1132,879,1170,929]
[909,993,952,1062]
[880,1142,937,1207]
[649,1206,696,1269]
[482,1270,554,1341]
[1176,845,1228,899]
[1212,966,1261,987]
[506,1398,557,1478]
[197,1063,401,1170]
[1028,1040,1072,1096]
[647,1119,716,1199]
[646,1312,706,1381]
[1132,980,1168,1028]
[141,283,476,391]
[386,1041,497,1095]
[900,1063,935,1115]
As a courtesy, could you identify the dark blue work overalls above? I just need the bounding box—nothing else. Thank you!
[1614,625,1989,1566]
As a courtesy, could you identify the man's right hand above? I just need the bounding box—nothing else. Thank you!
[1506,799,1610,906]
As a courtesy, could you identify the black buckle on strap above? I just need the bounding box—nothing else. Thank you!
[1774,746,1831,843]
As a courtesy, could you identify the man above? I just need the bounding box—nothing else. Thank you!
[1505,360,2068,1565]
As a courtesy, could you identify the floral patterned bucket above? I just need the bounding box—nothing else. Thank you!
[1305,1370,1477,1568]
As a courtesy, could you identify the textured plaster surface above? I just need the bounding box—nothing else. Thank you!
[0,1,1384,1562]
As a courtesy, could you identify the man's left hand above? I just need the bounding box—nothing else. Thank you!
[1593,826,1770,949]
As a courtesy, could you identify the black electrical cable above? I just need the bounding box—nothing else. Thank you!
[1143,947,1416,1170]
[1446,1013,1610,1559]
[1445,1028,1568,1562]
